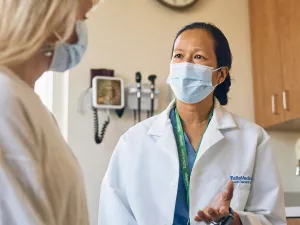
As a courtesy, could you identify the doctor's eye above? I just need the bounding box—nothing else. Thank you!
[194,54,206,60]
[173,53,183,59]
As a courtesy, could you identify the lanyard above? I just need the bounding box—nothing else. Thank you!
[173,107,214,214]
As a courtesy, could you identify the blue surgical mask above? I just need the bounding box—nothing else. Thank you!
[167,62,221,104]
[49,20,88,72]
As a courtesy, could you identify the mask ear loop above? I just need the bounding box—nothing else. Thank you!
[212,67,223,72]
[212,66,227,88]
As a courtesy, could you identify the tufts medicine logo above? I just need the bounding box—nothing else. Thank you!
[229,175,252,184]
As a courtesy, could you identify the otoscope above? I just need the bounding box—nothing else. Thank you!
[148,74,157,117]
[136,72,142,122]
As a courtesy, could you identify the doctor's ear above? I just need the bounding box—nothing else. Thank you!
[217,67,229,85]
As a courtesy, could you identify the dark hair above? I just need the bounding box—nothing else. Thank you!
[172,22,232,105]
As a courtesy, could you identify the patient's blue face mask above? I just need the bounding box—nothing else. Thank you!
[49,20,88,72]
[167,62,222,104]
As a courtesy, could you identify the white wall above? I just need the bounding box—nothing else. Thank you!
[64,0,300,224]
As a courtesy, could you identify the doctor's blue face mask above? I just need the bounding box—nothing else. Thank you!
[167,62,222,104]
[47,20,88,73]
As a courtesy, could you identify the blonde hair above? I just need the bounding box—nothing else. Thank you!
[0,0,79,67]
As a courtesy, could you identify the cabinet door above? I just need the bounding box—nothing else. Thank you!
[278,0,300,122]
[287,218,300,225]
[249,0,285,127]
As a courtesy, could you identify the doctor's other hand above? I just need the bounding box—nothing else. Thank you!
[194,181,234,223]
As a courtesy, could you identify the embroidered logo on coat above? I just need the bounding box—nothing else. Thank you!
[229,175,252,184]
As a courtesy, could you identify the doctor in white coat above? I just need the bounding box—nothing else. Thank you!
[99,22,286,225]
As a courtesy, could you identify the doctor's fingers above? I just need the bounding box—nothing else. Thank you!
[194,210,212,223]
[223,181,234,200]
[206,207,223,221]
[218,205,230,218]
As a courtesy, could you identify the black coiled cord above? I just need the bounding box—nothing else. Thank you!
[93,108,110,144]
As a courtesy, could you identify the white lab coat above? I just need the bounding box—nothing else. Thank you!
[99,99,286,225]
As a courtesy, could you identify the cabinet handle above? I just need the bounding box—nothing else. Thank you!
[271,94,276,114]
[282,91,288,111]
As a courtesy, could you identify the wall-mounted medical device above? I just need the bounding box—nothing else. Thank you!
[78,69,159,144]
[92,76,125,109]
[78,69,125,145]
[126,72,160,124]
[126,83,159,111]
[91,70,125,145]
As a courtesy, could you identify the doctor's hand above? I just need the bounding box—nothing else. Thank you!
[194,181,234,223]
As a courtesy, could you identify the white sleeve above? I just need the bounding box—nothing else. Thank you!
[0,97,55,225]
[98,136,137,225]
[236,134,286,225]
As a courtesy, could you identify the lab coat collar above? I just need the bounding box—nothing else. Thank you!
[147,99,176,137]
[147,98,237,137]
[213,99,237,129]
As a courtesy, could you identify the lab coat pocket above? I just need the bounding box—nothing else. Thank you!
[230,189,250,211]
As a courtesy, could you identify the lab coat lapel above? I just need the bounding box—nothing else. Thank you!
[196,99,237,161]
[156,125,178,161]
[196,118,224,161]
[148,99,237,163]
[147,100,178,161]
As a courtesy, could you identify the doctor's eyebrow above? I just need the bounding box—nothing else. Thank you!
[173,48,185,53]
